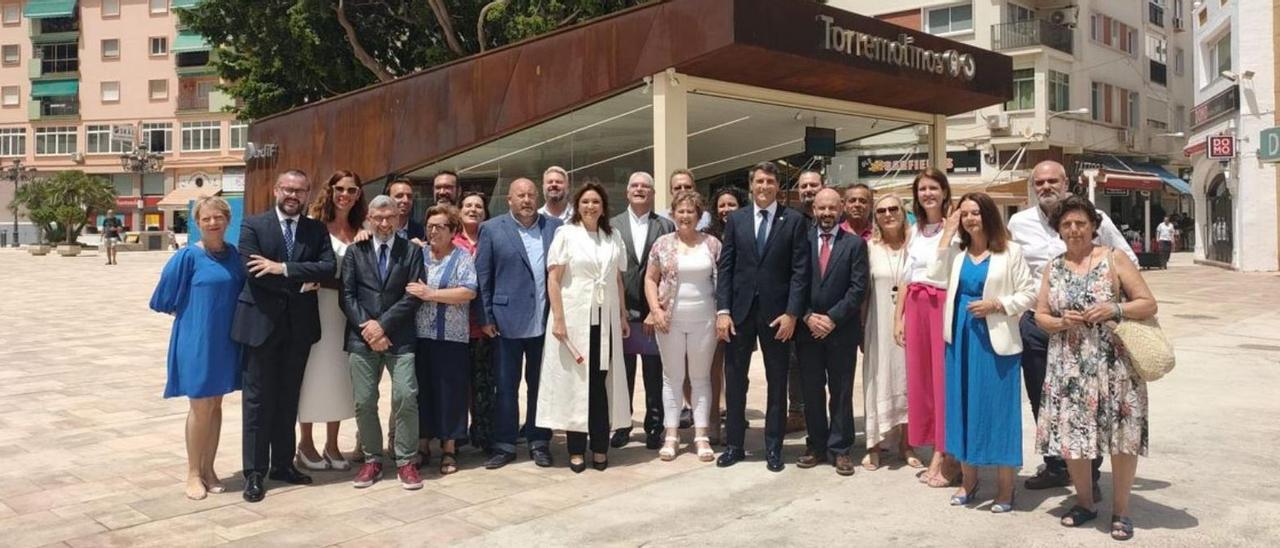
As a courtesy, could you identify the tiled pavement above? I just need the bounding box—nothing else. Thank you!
[0,248,1277,546]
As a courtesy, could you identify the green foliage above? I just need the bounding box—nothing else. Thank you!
[12,171,116,245]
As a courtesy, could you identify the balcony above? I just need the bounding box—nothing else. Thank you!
[1148,3,1165,27]
[29,14,79,44]
[991,20,1073,55]
[1150,60,1167,86]
[177,93,209,112]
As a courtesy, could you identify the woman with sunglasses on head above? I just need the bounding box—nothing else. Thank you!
[454,191,497,452]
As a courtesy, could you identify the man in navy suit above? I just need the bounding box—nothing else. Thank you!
[475,178,563,469]
[231,169,336,502]
[795,188,868,476]
[385,178,426,242]
[715,161,810,472]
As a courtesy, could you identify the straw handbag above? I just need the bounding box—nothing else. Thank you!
[1107,248,1175,382]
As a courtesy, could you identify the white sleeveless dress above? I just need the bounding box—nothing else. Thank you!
[297,234,356,422]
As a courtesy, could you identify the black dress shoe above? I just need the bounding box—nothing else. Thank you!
[716,446,746,468]
[766,449,785,473]
[569,457,587,474]
[1025,466,1071,490]
[242,472,266,503]
[591,456,608,471]
[268,465,313,485]
[644,431,663,450]
[609,430,630,449]
[678,407,694,429]
[484,451,516,470]
[530,447,554,468]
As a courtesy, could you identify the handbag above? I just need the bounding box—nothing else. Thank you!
[1106,248,1176,382]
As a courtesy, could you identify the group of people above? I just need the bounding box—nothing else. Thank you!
[151,159,1155,541]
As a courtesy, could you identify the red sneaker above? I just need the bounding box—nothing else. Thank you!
[398,463,423,490]
[352,462,382,488]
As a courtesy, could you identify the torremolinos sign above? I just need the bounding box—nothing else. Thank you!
[817,14,977,81]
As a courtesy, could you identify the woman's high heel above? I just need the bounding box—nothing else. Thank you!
[569,456,587,474]
[949,482,980,506]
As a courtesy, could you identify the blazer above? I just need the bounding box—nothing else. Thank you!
[799,227,869,345]
[715,204,810,325]
[400,219,426,242]
[230,210,336,348]
[612,208,674,319]
[475,213,563,339]
[340,236,425,354]
[926,241,1037,356]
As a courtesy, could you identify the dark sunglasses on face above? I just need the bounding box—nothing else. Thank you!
[333,186,360,195]
[875,206,901,215]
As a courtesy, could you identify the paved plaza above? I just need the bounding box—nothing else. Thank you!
[0,248,1276,547]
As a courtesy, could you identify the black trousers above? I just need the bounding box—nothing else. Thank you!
[796,329,856,455]
[242,327,311,474]
[725,304,791,452]
[567,324,610,455]
[416,338,471,441]
[1020,312,1103,479]
[617,352,664,437]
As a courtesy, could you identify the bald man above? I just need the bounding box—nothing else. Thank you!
[1008,160,1135,494]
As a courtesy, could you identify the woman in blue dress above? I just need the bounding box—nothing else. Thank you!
[928,193,1036,513]
[150,196,245,500]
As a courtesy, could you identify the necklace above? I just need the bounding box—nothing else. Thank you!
[882,243,907,305]
[919,222,943,237]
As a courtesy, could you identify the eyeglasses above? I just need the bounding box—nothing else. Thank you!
[277,186,309,196]
[426,223,453,232]
[333,186,360,195]
[875,206,901,215]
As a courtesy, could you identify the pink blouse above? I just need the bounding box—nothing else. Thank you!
[644,232,722,315]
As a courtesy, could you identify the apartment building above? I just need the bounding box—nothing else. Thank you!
[0,0,242,244]
[829,1,1195,239]
[1182,0,1277,271]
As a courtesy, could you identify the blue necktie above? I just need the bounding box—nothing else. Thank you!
[378,243,389,283]
[283,218,295,260]
[756,209,769,256]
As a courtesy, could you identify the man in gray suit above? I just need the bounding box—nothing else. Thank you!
[610,171,675,449]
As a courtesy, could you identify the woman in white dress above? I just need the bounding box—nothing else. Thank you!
[295,170,364,471]
[861,194,919,471]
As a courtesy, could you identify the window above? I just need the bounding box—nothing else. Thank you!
[1174,104,1186,133]
[86,124,131,154]
[1209,32,1232,78]
[102,0,120,17]
[149,79,169,100]
[101,39,119,59]
[1127,91,1139,128]
[0,127,24,157]
[1,44,16,66]
[1091,81,1139,127]
[34,126,78,156]
[1049,70,1070,112]
[1005,69,1034,111]
[181,121,221,152]
[927,4,973,35]
[1091,13,1138,56]
[229,121,248,150]
[1175,47,1185,75]
[143,173,165,196]
[149,0,167,14]
[1007,2,1034,22]
[1,86,17,107]
[141,122,172,153]
[2,4,19,25]
[150,37,168,57]
[40,42,78,74]
[101,81,120,103]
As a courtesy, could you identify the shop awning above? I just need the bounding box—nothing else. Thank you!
[30,79,79,98]
[24,0,76,18]
[172,30,210,53]
[171,0,203,8]
[157,185,219,209]
[1132,163,1192,194]
[1099,169,1162,192]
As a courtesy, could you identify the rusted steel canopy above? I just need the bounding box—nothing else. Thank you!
[245,0,1011,212]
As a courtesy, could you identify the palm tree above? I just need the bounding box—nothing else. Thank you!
[12,171,116,245]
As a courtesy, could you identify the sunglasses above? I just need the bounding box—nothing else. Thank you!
[875,206,901,215]
[333,186,360,195]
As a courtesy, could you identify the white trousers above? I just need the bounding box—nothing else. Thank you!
[655,318,718,429]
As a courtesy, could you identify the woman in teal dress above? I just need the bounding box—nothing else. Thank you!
[150,196,245,501]
[929,193,1036,513]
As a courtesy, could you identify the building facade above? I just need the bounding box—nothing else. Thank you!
[1183,0,1278,271]
[0,0,242,244]
[831,0,1196,239]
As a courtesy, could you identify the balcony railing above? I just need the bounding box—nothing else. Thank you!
[40,97,79,117]
[40,58,79,74]
[177,94,210,112]
[991,20,1073,55]
[1149,3,1165,27]
[1150,60,1167,86]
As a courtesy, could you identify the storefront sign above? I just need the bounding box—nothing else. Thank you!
[857,150,981,178]
[1207,135,1235,160]
[1104,188,1131,197]
[817,15,976,81]
[1259,127,1280,163]
[1191,85,1239,129]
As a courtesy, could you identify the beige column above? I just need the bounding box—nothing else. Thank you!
[652,70,688,213]
[928,113,947,180]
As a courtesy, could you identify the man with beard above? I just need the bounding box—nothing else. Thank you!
[1009,160,1135,495]
[839,184,874,241]
[785,169,826,433]
[536,166,573,223]
[795,170,825,217]
[433,170,459,206]
[231,169,337,502]
[384,178,426,242]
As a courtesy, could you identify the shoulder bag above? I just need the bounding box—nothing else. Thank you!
[1107,248,1175,382]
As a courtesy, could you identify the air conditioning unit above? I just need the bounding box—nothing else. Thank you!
[1048,9,1078,27]
[70,151,84,163]
[1119,129,1136,149]
[986,113,1011,131]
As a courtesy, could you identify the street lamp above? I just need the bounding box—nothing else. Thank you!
[119,144,164,231]
[3,158,37,247]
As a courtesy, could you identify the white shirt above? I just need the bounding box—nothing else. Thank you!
[1157,222,1176,242]
[627,207,651,262]
[1008,206,1138,285]
[752,201,779,244]
[906,223,945,287]
[275,207,301,277]
[537,203,573,223]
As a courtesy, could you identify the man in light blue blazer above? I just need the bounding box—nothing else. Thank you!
[475,178,563,469]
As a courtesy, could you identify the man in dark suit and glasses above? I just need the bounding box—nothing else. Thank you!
[795,188,868,476]
[342,195,426,490]
[715,161,810,472]
[231,169,336,502]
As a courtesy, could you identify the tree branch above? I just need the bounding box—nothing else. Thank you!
[557,8,581,28]
[336,0,396,82]
[425,0,466,56]
[476,0,504,52]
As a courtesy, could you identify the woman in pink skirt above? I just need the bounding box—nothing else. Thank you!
[894,168,959,487]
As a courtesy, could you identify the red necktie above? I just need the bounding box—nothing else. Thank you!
[819,232,832,277]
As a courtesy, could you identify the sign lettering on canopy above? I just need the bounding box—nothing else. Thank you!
[1259,127,1280,163]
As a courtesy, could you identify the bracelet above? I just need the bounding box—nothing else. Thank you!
[1113,303,1123,322]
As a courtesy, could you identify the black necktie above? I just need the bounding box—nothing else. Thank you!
[283,218,295,260]
[756,210,769,256]
[378,243,389,283]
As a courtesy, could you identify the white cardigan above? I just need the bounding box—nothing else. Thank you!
[926,241,1037,356]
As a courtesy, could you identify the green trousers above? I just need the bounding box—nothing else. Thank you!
[350,349,419,467]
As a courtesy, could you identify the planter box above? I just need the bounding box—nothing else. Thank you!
[28,245,50,256]
[57,244,81,257]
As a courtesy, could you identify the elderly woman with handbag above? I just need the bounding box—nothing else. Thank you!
[1034,195,1158,541]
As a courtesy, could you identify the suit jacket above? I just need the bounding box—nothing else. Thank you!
[612,208,674,319]
[715,204,810,325]
[926,241,1036,356]
[400,219,426,242]
[340,236,424,354]
[475,213,563,339]
[230,210,337,348]
[799,226,869,346]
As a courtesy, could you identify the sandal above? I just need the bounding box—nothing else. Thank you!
[1060,505,1098,527]
[1110,516,1134,541]
[658,436,678,461]
[902,449,924,469]
[862,450,880,471]
[927,471,961,488]
[694,436,715,462]
[439,452,458,475]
